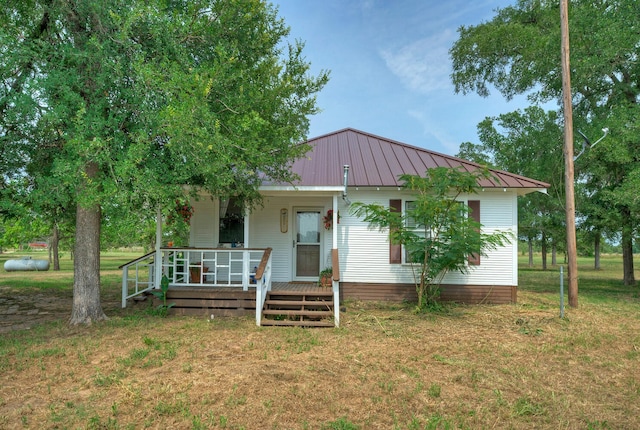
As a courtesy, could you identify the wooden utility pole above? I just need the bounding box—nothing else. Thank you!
[560,0,578,307]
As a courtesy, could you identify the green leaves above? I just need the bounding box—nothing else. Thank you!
[2,0,328,213]
[451,0,640,282]
[351,167,510,312]
[1,0,329,322]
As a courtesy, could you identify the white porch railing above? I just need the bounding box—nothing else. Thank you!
[159,247,265,289]
[254,248,273,326]
[120,251,157,308]
[121,247,271,309]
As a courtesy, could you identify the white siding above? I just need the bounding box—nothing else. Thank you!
[338,190,414,284]
[337,189,518,286]
[190,189,519,286]
[189,197,218,247]
[446,191,518,286]
[249,195,335,282]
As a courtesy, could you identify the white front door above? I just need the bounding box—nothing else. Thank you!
[293,208,322,281]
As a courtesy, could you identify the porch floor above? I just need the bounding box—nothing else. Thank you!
[272,282,330,293]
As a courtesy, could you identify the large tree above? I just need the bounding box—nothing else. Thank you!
[0,0,329,324]
[450,0,640,285]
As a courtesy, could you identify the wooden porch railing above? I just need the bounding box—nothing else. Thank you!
[254,248,273,326]
[120,247,272,309]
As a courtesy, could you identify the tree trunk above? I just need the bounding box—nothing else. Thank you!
[594,233,601,271]
[541,232,547,270]
[528,238,534,267]
[70,163,107,325]
[621,217,635,286]
[551,242,557,266]
[52,223,60,271]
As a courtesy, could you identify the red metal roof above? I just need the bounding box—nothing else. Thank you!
[285,128,549,190]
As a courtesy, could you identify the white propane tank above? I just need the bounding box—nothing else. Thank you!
[3,256,50,271]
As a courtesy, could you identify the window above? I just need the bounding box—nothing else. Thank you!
[404,200,430,264]
[389,198,482,266]
[219,198,244,245]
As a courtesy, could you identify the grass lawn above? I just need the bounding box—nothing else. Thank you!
[0,251,639,429]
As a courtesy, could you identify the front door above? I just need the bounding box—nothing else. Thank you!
[294,208,322,280]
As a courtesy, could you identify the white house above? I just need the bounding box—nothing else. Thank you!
[121,128,548,326]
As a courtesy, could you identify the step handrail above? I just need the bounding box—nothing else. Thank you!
[255,247,272,281]
[119,250,156,269]
[255,248,273,326]
[121,251,157,307]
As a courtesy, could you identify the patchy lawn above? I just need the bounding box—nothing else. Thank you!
[0,252,639,428]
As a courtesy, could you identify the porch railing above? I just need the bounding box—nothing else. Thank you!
[159,247,266,289]
[120,251,157,308]
[121,247,272,308]
[254,248,273,326]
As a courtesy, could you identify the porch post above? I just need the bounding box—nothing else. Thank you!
[242,250,250,291]
[332,193,340,327]
[154,206,163,289]
[243,208,250,247]
[332,194,338,246]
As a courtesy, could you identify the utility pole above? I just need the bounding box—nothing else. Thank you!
[560,0,578,307]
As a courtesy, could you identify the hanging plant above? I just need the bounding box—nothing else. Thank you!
[322,209,340,230]
[168,199,194,224]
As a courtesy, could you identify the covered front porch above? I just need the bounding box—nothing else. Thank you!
[120,246,340,327]
[120,177,347,327]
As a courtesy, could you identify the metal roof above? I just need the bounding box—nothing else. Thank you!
[292,128,549,189]
[277,128,549,190]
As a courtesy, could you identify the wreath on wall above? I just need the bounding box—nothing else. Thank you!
[322,209,340,230]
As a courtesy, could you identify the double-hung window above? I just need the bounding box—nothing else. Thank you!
[389,198,481,266]
[403,200,430,264]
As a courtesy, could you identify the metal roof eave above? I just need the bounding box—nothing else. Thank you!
[515,187,548,197]
[259,185,345,193]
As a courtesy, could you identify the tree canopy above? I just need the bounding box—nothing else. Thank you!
[450,0,640,284]
[457,106,565,268]
[0,0,329,323]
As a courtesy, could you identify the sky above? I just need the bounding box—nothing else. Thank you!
[273,0,534,157]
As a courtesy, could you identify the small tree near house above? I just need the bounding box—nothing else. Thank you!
[351,167,510,312]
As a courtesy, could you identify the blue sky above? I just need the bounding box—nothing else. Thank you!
[273,0,534,156]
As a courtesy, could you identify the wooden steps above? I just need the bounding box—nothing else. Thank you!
[148,286,336,327]
[260,290,335,327]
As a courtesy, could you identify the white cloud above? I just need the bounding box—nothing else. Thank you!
[408,109,461,154]
[380,29,456,94]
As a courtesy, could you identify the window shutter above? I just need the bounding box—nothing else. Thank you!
[468,200,481,265]
[389,199,402,264]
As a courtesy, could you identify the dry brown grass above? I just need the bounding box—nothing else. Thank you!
[1,251,639,428]
[0,288,639,429]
